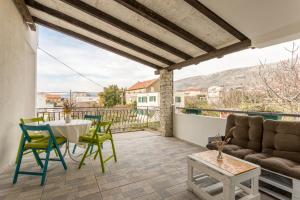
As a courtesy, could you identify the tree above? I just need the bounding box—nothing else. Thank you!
[222,89,243,108]
[185,96,208,108]
[98,85,122,108]
[259,43,300,112]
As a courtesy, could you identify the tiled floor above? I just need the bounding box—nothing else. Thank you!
[0,131,275,200]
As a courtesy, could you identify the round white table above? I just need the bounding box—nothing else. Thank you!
[46,119,92,143]
[44,119,92,162]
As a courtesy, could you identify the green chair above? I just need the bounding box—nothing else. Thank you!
[15,117,45,165]
[13,124,67,186]
[72,114,102,154]
[78,121,117,173]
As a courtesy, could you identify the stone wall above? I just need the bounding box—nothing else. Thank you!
[159,69,173,137]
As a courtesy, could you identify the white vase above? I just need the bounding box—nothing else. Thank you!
[65,113,72,123]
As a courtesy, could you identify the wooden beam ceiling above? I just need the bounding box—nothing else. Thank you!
[184,0,248,41]
[167,39,251,70]
[114,0,215,52]
[26,0,174,66]
[60,0,192,60]
[13,0,36,31]
[32,17,163,70]
[23,0,252,72]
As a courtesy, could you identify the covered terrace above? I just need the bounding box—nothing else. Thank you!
[1,0,300,200]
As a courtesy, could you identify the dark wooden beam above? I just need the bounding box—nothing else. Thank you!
[13,0,36,31]
[60,0,192,60]
[168,39,251,70]
[26,0,174,66]
[184,0,248,41]
[114,0,215,52]
[33,17,163,70]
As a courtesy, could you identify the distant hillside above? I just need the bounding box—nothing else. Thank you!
[174,64,267,91]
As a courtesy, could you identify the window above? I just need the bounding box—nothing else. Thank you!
[175,96,181,103]
[138,96,147,103]
[149,96,156,102]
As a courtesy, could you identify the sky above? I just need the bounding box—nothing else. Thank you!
[37,26,300,92]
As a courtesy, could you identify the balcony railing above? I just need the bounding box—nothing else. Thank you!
[175,107,300,120]
[36,106,160,132]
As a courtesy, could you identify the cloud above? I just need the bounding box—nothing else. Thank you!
[174,39,300,80]
[38,26,300,92]
[37,27,157,92]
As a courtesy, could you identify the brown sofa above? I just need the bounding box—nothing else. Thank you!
[207,114,300,179]
[207,114,300,199]
[245,120,300,179]
[207,114,264,159]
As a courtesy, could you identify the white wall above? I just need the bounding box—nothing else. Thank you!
[0,0,38,171]
[137,92,160,107]
[173,113,226,147]
[174,92,185,108]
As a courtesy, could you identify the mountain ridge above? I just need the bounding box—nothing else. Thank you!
[174,64,265,91]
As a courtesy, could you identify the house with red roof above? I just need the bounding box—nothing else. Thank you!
[126,79,160,107]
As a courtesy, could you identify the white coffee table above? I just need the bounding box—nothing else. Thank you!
[187,150,261,200]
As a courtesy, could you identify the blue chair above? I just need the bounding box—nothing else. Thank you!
[13,124,67,186]
[72,114,102,154]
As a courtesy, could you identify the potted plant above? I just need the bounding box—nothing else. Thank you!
[63,100,75,123]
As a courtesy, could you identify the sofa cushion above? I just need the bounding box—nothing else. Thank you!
[222,144,241,153]
[260,157,300,180]
[263,120,300,163]
[221,144,255,159]
[229,148,256,159]
[244,153,270,165]
[206,143,255,159]
[225,114,263,152]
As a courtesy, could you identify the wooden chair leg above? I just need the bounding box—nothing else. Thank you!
[97,143,105,173]
[72,144,77,154]
[93,151,98,160]
[13,138,25,184]
[41,147,51,186]
[79,144,91,169]
[54,149,59,157]
[32,149,44,168]
[111,139,117,162]
[55,144,67,170]
[15,134,24,164]
[90,145,94,154]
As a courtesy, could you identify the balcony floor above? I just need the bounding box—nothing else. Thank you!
[0,131,275,200]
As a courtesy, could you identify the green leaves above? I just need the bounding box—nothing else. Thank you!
[99,85,124,108]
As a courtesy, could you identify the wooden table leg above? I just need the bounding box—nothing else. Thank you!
[251,176,259,195]
[292,179,300,200]
[187,163,193,191]
[223,180,235,200]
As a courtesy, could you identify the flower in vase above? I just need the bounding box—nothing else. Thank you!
[212,132,232,160]
[63,99,75,114]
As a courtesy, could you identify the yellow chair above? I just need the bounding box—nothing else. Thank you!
[15,117,45,165]
[78,121,117,173]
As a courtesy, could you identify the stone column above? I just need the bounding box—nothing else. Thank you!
[160,69,173,137]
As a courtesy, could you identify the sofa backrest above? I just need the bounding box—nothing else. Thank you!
[225,114,264,152]
[263,120,300,163]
